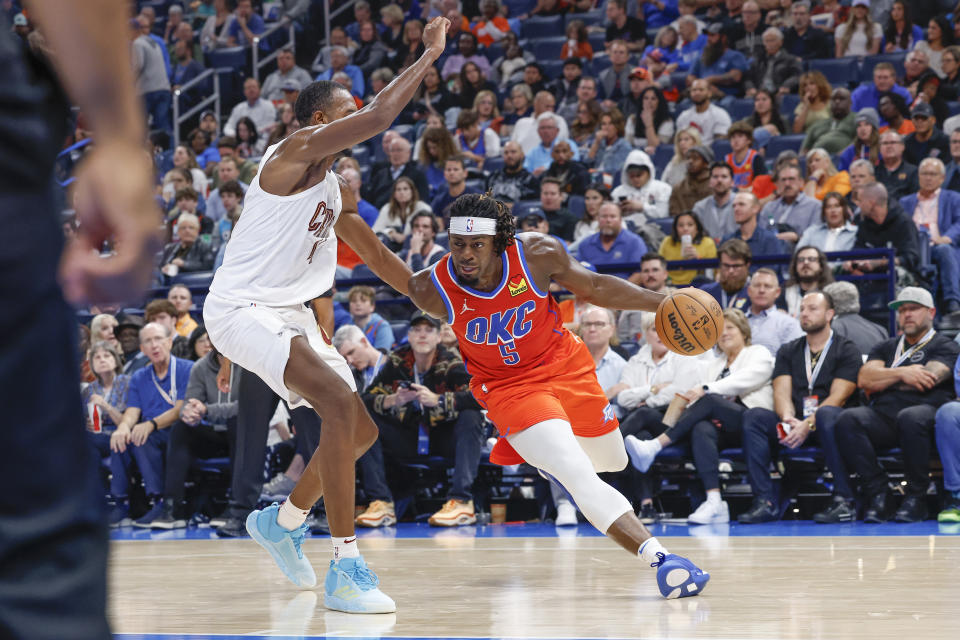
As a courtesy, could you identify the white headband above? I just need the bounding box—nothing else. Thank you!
[448,217,497,236]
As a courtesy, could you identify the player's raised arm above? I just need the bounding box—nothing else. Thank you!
[334,178,413,295]
[521,233,667,312]
[281,17,448,163]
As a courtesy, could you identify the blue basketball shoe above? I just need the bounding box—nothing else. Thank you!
[246,503,317,588]
[651,552,710,599]
[324,556,396,614]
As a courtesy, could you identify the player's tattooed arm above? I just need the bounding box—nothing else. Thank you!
[408,270,449,320]
[521,233,667,312]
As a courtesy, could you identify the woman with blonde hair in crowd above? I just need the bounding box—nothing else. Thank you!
[661,127,702,187]
[835,0,881,57]
[90,314,121,353]
[804,148,851,200]
[472,89,503,134]
[373,177,432,248]
[82,341,135,526]
[792,71,832,135]
[624,307,775,525]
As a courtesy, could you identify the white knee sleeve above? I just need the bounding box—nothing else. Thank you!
[507,419,632,533]
[576,429,629,473]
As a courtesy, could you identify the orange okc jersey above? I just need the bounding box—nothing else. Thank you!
[430,239,564,380]
[430,239,618,465]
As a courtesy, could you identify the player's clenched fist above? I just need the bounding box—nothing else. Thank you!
[423,16,449,54]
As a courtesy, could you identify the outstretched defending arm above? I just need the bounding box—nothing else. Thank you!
[277,17,449,164]
[334,179,412,295]
[522,233,667,312]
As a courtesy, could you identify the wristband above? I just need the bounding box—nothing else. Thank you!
[149,419,158,430]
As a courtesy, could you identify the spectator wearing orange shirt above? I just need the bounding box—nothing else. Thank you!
[561,19,594,61]
[472,0,510,47]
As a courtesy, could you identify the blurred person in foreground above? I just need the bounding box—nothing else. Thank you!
[1,2,162,638]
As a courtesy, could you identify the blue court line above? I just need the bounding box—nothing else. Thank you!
[109,519,959,541]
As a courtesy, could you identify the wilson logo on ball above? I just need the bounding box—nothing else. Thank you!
[667,311,697,353]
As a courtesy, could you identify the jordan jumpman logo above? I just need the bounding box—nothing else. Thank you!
[461,300,474,313]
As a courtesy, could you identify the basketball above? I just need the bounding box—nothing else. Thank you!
[655,288,724,356]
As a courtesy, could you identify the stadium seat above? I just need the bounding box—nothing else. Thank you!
[567,194,585,217]
[587,32,606,53]
[620,341,639,357]
[206,47,249,75]
[483,43,505,63]
[504,0,537,17]
[652,145,674,174]
[390,321,409,345]
[541,59,566,80]
[465,178,486,193]
[483,156,505,174]
[806,57,860,87]
[712,139,732,160]
[513,200,541,218]
[669,71,688,91]
[351,145,370,167]
[781,93,801,122]
[171,272,214,289]
[650,217,673,236]
[727,98,755,122]
[948,101,960,117]
[522,15,564,40]
[861,52,908,82]
[765,134,806,158]
[531,37,566,60]
[567,9,605,27]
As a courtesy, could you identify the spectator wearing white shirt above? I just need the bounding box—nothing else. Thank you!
[223,78,276,141]
[611,316,699,523]
[675,78,731,146]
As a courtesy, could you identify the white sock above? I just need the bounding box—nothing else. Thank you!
[332,535,360,560]
[706,491,722,505]
[638,537,669,565]
[276,499,309,530]
[650,439,663,453]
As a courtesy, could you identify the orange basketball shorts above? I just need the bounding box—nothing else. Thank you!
[470,337,619,466]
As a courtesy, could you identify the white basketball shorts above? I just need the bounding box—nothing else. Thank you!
[203,293,356,408]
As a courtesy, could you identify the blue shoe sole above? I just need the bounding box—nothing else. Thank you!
[245,511,316,588]
[659,567,710,599]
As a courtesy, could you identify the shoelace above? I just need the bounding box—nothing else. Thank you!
[650,551,667,569]
[289,523,308,559]
[346,560,381,590]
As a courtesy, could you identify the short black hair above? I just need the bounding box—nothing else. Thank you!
[448,193,516,255]
[295,80,352,127]
[640,253,667,268]
[709,161,732,178]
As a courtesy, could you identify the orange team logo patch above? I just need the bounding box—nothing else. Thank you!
[508,274,528,296]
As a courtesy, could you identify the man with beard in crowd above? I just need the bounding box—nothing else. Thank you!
[687,23,748,100]
[780,246,833,318]
[485,141,540,205]
[702,238,752,310]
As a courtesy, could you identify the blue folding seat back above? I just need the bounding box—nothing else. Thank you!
[531,37,566,60]
[807,57,860,87]
[522,15,564,40]
[765,134,806,158]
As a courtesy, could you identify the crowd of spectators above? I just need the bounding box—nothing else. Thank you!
[37,0,960,531]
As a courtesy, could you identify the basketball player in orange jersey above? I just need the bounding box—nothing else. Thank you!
[407,194,711,599]
[204,17,451,613]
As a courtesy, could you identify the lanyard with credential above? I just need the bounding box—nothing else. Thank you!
[804,331,833,395]
[151,358,178,406]
[364,353,384,391]
[413,363,429,455]
[891,328,936,368]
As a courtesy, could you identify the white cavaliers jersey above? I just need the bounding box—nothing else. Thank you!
[209,142,343,306]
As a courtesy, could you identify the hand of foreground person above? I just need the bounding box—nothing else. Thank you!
[60,142,163,305]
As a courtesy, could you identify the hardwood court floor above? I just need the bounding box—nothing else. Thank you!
[109,526,959,640]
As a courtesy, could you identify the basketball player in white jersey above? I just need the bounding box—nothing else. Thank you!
[203,16,450,614]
